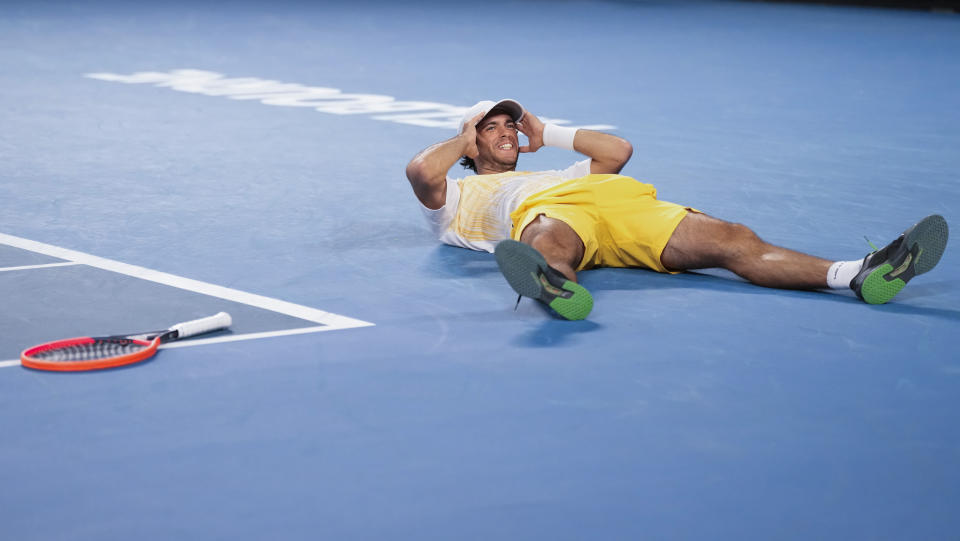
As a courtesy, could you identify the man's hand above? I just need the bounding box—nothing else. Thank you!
[460,111,484,159]
[406,110,487,210]
[517,111,545,153]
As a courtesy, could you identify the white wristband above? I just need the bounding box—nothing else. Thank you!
[542,123,578,151]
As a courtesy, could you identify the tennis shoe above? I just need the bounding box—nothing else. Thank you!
[494,239,593,320]
[850,214,949,304]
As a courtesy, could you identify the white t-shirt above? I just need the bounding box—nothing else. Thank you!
[419,159,591,253]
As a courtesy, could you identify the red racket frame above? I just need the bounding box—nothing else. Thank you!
[20,336,160,372]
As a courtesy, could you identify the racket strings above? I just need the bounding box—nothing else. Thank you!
[29,339,149,362]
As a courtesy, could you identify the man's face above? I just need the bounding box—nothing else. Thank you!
[474,112,519,173]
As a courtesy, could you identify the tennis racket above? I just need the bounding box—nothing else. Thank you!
[20,312,232,372]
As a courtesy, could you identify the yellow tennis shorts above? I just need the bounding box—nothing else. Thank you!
[510,174,695,273]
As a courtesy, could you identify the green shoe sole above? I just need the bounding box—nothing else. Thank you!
[860,264,905,305]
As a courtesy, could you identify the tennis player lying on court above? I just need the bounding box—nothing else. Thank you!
[405,99,949,320]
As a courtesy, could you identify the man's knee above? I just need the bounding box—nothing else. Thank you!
[725,222,761,246]
[519,215,584,270]
[716,222,770,267]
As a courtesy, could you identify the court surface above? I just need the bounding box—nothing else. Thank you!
[1,1,958,539]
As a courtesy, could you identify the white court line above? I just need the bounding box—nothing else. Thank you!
[158,325,331,348]
[0,262,81,272]
[0,232,375,368]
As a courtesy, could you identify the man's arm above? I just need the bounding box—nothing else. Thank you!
[574,130,633,175]
[518,112,633,175]
[405,111,484,210]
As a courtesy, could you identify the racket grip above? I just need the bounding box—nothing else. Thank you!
[170,312,232,339]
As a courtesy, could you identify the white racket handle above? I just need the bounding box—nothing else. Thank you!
[170,312,232,339]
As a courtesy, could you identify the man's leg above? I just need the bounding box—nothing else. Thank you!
[660,212,832,289]
[517,215,584,282]
[494,214,594,320]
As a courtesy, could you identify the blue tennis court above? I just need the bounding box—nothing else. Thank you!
[1,1,958,539]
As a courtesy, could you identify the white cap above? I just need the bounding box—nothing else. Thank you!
[457,99,525,134]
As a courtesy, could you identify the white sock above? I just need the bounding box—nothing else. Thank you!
[826,259,864,289]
